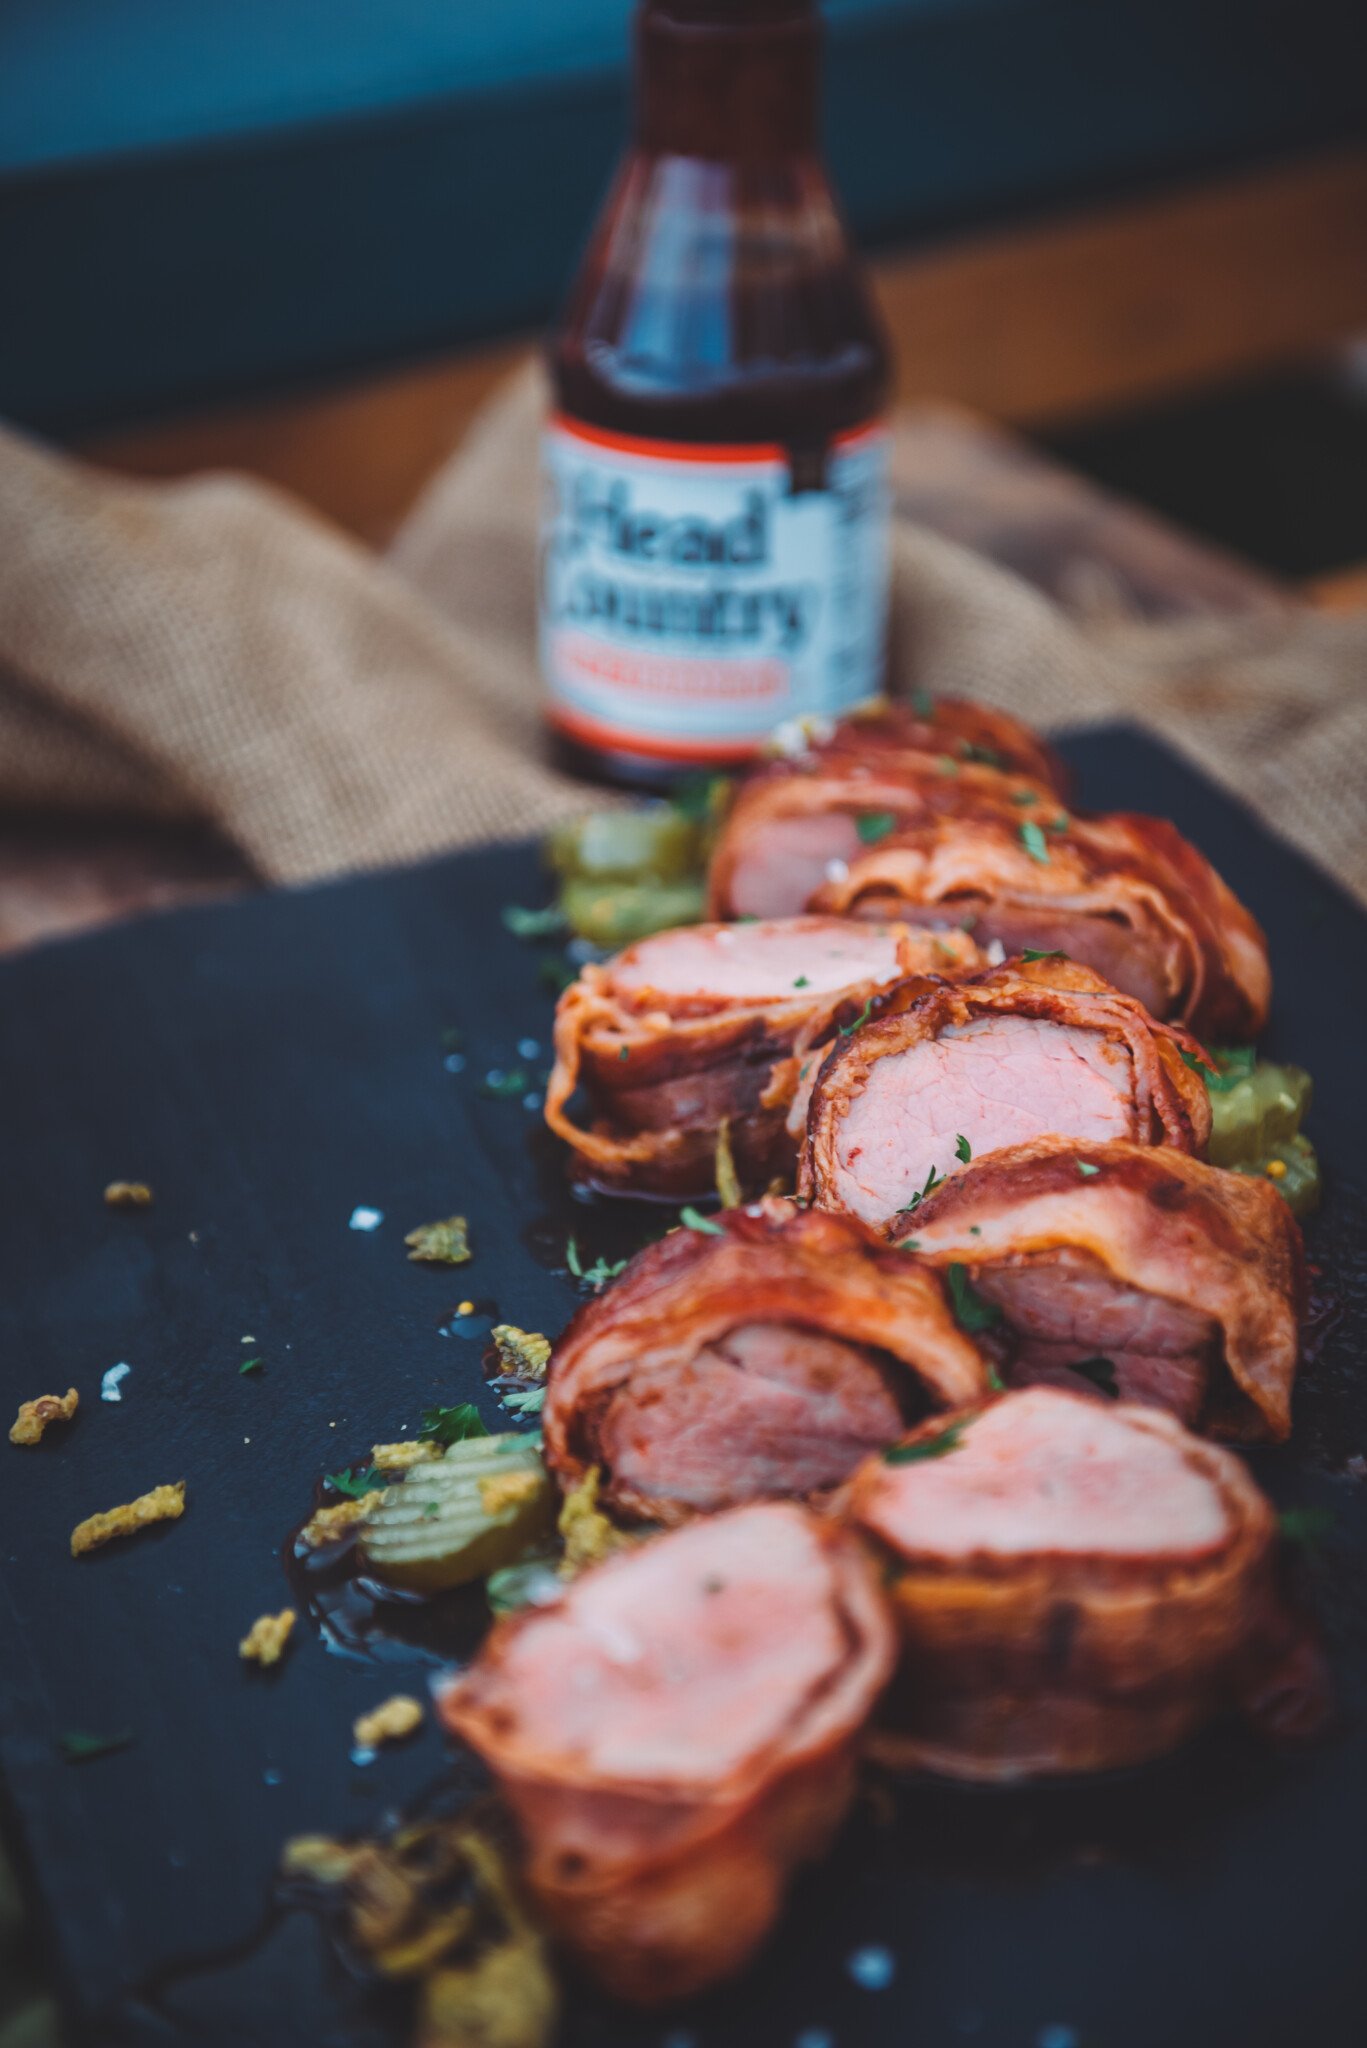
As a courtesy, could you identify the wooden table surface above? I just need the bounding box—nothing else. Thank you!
[0,401,1304,963]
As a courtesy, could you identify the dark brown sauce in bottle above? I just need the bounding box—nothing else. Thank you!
[543,0,892,790]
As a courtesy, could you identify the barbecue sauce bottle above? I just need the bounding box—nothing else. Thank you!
[542,0,892,788]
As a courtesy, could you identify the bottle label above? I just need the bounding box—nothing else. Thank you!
[539,414,890,763]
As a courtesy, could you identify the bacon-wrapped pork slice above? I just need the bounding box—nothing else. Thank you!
[809,801,1269,1040]
[909,1138,1302,1440]
[709,733,1059,921]
[544,915,982,1198]
[800,957,1212,1231]
[438,1501,894,2002]
[544,1200,989,1522]
[842,1386,1277,1780]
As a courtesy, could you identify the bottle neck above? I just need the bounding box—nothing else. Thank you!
[634,0,820,160]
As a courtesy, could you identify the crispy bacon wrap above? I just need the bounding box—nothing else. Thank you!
[544,915,982,1198]
[709,719,1062,923]
[808,800,1269,1040]
[438,1501,894,2002]
[799,957,1213,1230]
[908,1137,1304,1441]
[543,1199,989,1522]
[841,1387,1278,1780]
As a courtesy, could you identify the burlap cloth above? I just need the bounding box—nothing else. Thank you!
[0,364,1362,897]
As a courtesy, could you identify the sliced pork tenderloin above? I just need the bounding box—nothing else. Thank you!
[544,915,981,1198]
[909,1137,1303,1440]
[809,801,1269,1040]
[438,1501,894,2003]
[841,1386,1278,1780]
[543,1198,989,1523]
[799,957,1212,1231]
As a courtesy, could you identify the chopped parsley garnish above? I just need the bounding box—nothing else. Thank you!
[957,741,1008,769]
[1279,1506,1334,1549]
[1022,948,1066,962]
[946,1262,1002,1332]
[936,754,960,776]
[898,1163,944,1214]
[680,1206,725,1236]
[986,1363,1006,1392]
[501,1385,547,1418]
[671,771,730,823]
[968,1224,982,1235]
[565,1237,628,1290]
[954,1133,972,1164]
[855,811,897,844]
[885,1418,970,1465]
[1070,1356,1118,1396]
[793,974,811,989]
[1076,1160,1100,1177]
[502,903,565,940]
[419,1402,490,1447]
[1010,790,1038,806]
[1019,820,1050,864]
[1049,813,1070,833]
[238,1356,263,1375]
[1179,1048,1219,1081]
[481,1068,529,1100]
[326,1466,381,1498]
[618,1044,631,1061]
[537,954,576,995]
[58,1729,134,1763]
[838,996,875,1036]
[898,1236,921,1251]
[1204,1046,1259,1094]
[911,689,935,718]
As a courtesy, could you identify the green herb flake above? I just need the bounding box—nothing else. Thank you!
[839,996,875,1037]
[884,1418,971,1466]
[1022,948,1066,962]
[897,1236,922,1252]
[946,1262,1002,1333]
[326,1466,382,1499]
[1019,820,1050,865]
[501,1385,547,1418]
[936,754,961,776]
[968,1224,982,1235]
[419,1403,490,1448]
[58,1729,134,1764]
[898,1163,944,1215]
[1049,813,1070,833]
[954,1133,972,1164]
[238,1356,264,1376]
[793,975,811,989]
[1071,1356,1118,1397]
[404,1215,472,1266]
[1205,1045,1259,1094]
[502,903,565,941]
[1179,1047,1220,1081]
[1279,1506,1335,1549]
[617,1044,631,1062]
[911,689,935,719]
[855,811,897,845]
[1010,790,1038,806]
[986,1363,1006,1392]
[957,741,1008,770]
[481,1068,529,1100]
[680,1205,725,1236]
[1076,1161,1100,1178]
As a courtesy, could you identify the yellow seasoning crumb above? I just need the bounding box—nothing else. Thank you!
[456,1300,476,1318]
[480,1470,542,1518]
[104,1181,153,1208]
[239,1608,296,1667]
[71,1480,185,1557]
[298,1494,380,1549]
[353,1694,423,1751]
[370,1439,443,1472]
[404,1216,471,1266]
[558,1465,633,1578]
[489,1325,552,1381]
[10,1387,79,1447]
[1265,1158,1288,1180]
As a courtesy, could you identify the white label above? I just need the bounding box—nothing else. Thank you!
[539,415,890,762]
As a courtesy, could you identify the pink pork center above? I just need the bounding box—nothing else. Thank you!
[833,1015,1137,1226]
[611,917,904,1005]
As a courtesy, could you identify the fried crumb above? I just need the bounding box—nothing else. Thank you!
[298,1493,380,1548]
[10,1387,78,1446]
[353,1695,424,1751]
[404,1216,471,1266]
[104,1181,153,1208]
[480,1470,542,1517]
[70,1481,185,1557]
[239,1608,296,1667]
[557,1466,634,1577]
[489,1325,552,1381]
[371,1440,444,1472]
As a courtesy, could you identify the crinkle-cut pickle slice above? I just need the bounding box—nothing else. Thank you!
[360,1435,554,1593]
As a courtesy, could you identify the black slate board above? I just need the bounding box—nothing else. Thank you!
[2,727,1366,2048]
